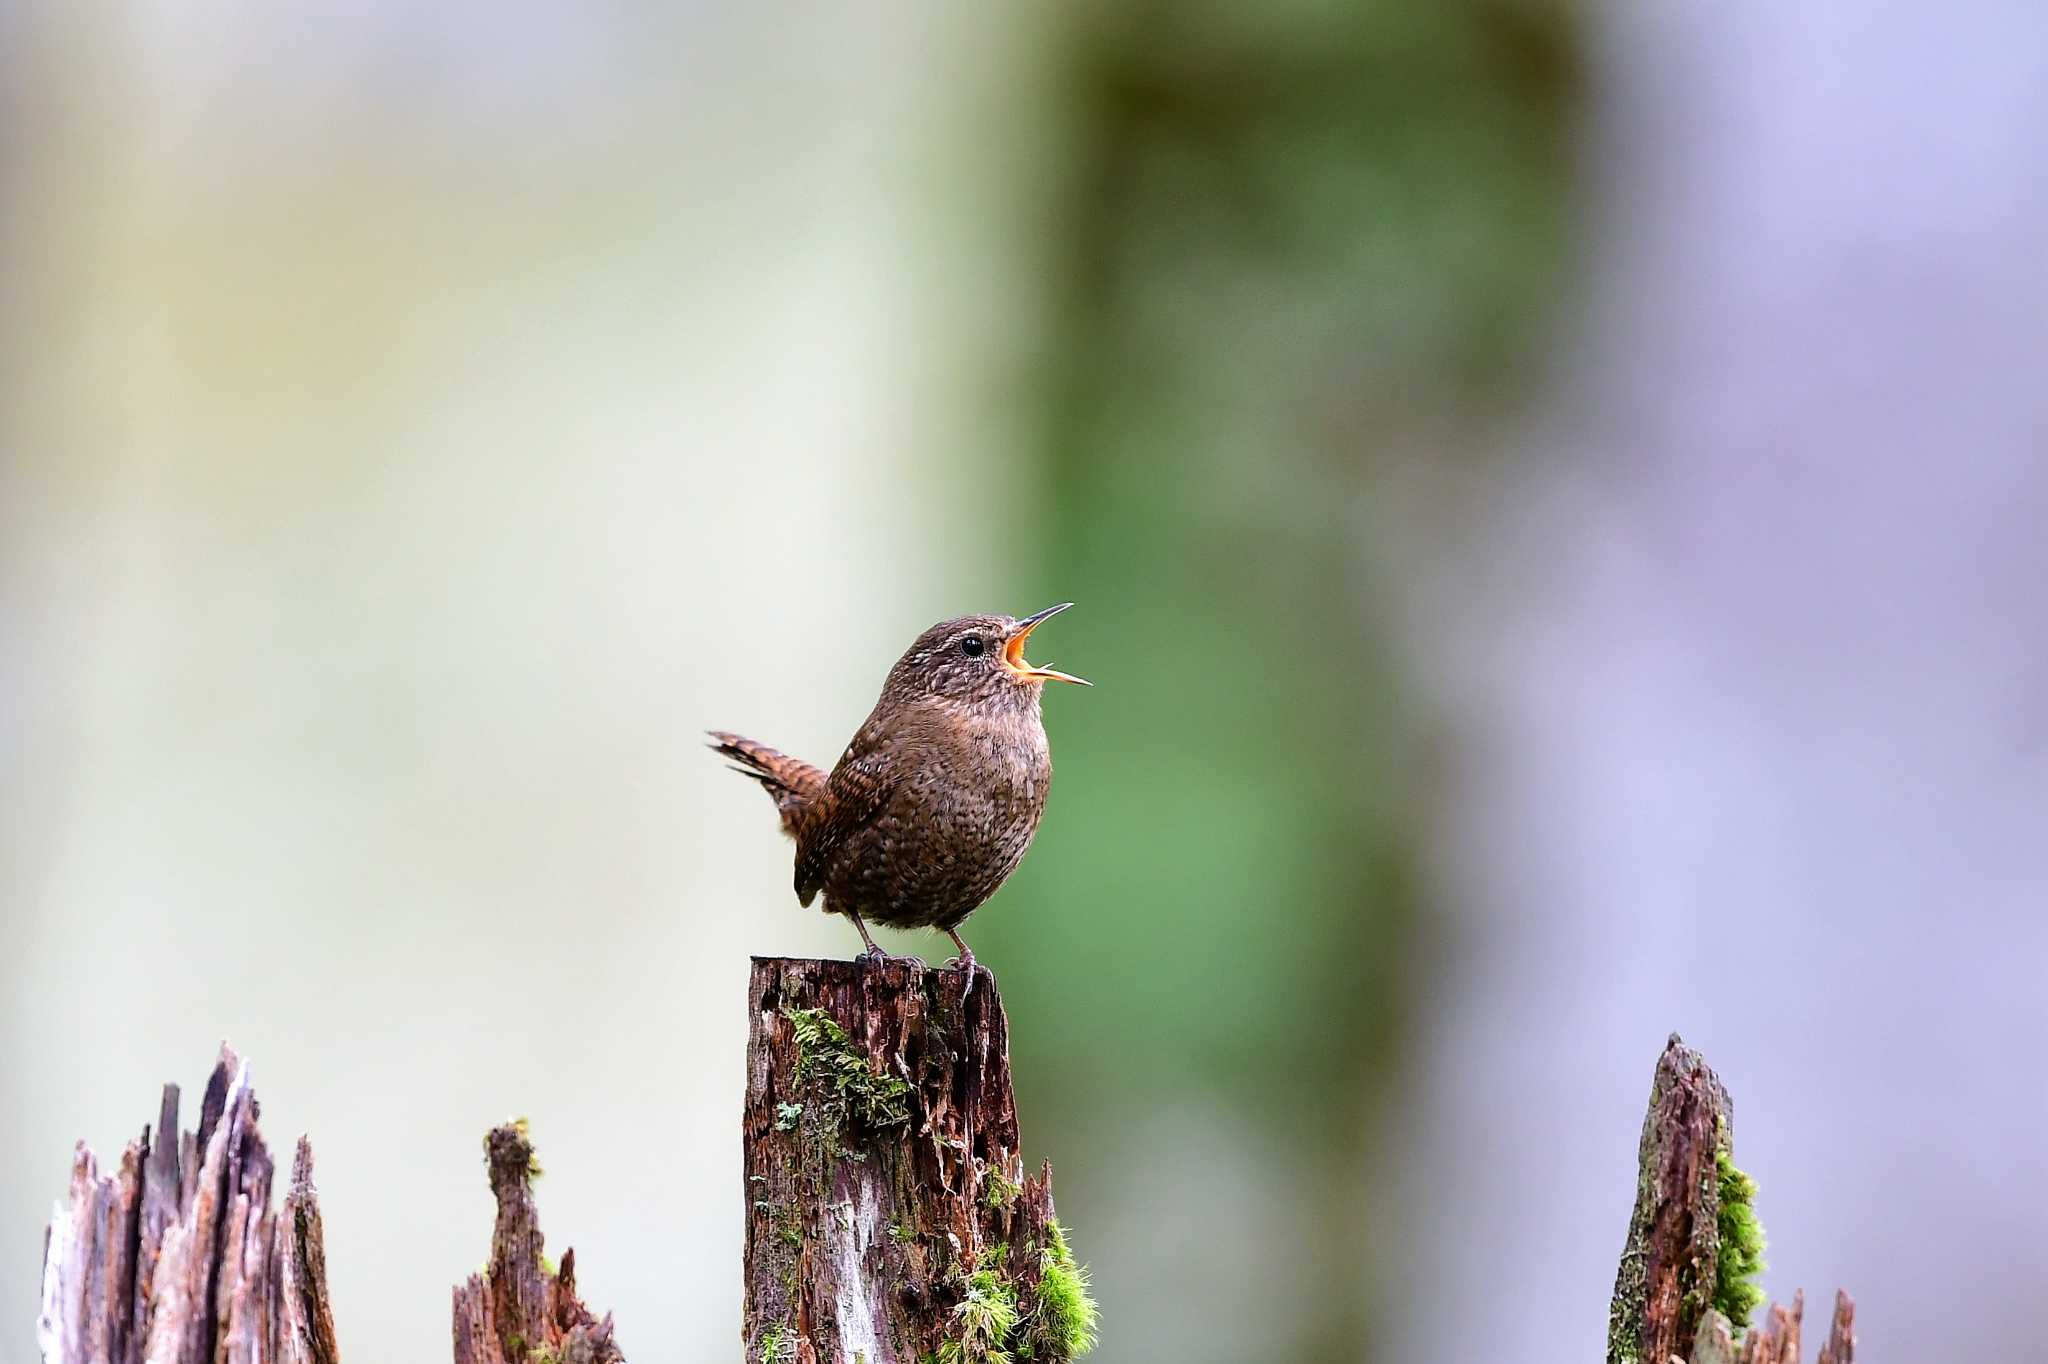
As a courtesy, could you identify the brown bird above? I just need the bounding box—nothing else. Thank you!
[710,603,1089,974]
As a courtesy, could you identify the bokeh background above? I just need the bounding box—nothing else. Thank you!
[6,2,2045,1362]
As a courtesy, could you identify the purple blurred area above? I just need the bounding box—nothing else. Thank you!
[1393,4,2048,1359]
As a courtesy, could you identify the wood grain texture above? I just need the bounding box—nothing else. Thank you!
[36,1044,338,1364]
[742,956,1067,1364]
[1608,1034,1733,1364]
[451,1124,624,1364]
[1608,1037,1857,1364]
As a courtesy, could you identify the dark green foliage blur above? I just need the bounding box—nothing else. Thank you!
[975,2,1580,1358]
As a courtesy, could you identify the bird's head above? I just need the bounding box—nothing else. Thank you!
[883,603,1092,710]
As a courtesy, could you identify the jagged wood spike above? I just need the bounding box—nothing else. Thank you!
[449,1123,624,1364]
[37,1046,338,1364]
[1608,1036,1858,1364]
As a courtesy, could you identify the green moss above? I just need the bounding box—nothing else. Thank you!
[1019,1221,1098,1361]
[938,1265,1019,1364]
[934,1225,1098,1364]
[775,1102,804,1131]
[888,1220,917,1244]
[785,1006,913,1135]
[983,1168,1022,1210]
[1713,1147,1767,1329]
[757,1322,797,1364]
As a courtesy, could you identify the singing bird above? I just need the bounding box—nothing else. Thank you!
[711,603,1090,972]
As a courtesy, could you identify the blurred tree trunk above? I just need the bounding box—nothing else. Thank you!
[742,957,1082,1364]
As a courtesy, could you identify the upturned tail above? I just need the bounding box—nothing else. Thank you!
[707,731,827,836]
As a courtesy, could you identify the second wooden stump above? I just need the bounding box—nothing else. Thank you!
[742,956,1095,1364]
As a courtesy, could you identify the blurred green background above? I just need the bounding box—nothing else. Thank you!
[975,8,1573,1359]
[12,1,2048,1362]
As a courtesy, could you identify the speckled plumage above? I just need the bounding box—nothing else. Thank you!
[711,607,1087,961]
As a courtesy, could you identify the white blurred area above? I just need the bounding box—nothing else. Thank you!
[1391,2,2048,1361]
[1,5,1052,1360]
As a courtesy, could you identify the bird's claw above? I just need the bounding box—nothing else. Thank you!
[856,946,929,971]
[944,952,984,1003]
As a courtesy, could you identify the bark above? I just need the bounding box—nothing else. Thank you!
[37,1049,622,1364]
[35,1044,339,1364]
[451,1123,624,1364]
[1609,1036,1856,1364]
[1608,1034,1734,1364]
[742,957,1070,1364]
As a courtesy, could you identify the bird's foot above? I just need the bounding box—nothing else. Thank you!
[943,949,984,1002]
[855,945,928,971]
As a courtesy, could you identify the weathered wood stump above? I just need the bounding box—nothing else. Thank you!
[742,957,1095,1364]
[36,1048,621,1364]
[1607,1035,1854,1364]
[35,1044,340,1364]
[452,1122,624,1364]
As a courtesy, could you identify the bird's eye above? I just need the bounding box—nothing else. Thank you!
[960,636,985,658]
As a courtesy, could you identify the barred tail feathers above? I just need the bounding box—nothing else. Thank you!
[707,731,826,836]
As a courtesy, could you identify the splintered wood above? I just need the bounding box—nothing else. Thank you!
[35,1044,339,1364]
[451,1123,624,1364]
[37,1050,624,1364]
[1608,1035,1857,1364]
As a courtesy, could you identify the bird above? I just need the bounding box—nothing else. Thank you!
[710,603,1089,976]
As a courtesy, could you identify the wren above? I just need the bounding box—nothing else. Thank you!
[711,602,1089,974]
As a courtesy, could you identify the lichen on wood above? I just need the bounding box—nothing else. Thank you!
[742,957,1098,1364]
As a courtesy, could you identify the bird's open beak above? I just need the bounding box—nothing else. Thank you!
[1003,602,1091,686]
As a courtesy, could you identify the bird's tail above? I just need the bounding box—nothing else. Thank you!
[707,731,827,836]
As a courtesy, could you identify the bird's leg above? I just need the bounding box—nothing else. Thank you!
[846,910,888,965]
[841,910,929,969]
[944,927,982,1001]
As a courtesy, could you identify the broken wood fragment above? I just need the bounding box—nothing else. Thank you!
[451,1121,625,1364]
[1607,1036,1855,1364]
[36,1044,339,1364]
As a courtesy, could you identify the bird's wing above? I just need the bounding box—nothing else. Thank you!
[795,735,895,907]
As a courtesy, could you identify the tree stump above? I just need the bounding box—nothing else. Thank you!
[1608,1035,1854,1364]
[36,1048,622,1364]
[35,1044,340,1364]
[451,1122,624,1364]
[741,957,1096,1364]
